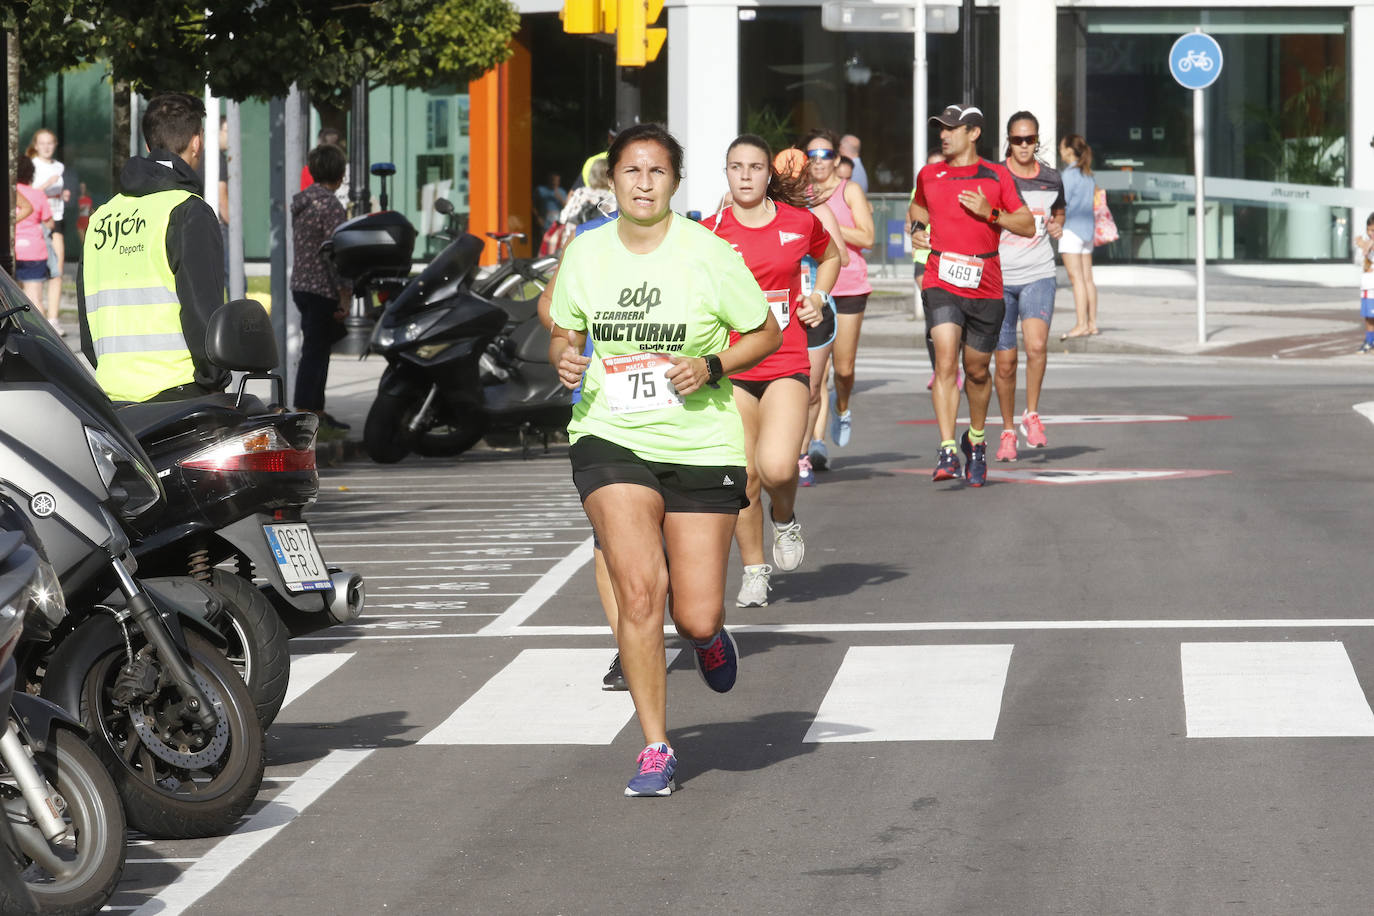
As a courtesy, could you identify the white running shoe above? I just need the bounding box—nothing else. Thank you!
[736,564,772,607]
[770,514,805,571]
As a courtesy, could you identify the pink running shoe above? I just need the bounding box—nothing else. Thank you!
[798,455,814,487]
[956,370,965,391]
[996,429,1018,462]
[1020,411,1048,448]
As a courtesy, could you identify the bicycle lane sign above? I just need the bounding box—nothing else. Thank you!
[1169,32,1223,90]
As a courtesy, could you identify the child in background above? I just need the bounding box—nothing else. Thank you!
[1358,212,1374,353]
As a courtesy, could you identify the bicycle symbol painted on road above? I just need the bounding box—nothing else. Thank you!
[1176,49,1214,72]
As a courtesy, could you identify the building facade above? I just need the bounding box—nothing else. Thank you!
[20,1,1374,269]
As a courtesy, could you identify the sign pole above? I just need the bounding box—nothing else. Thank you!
[913,0,927,320]
[1193,86,1206,344]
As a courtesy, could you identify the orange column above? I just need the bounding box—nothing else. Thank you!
[469,63,508,265]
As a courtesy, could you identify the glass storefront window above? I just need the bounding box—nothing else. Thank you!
[1059,7,1349,262]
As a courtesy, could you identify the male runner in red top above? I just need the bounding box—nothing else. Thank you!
[910,104,1034,486]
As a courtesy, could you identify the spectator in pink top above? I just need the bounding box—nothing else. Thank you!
[15,157,56,329]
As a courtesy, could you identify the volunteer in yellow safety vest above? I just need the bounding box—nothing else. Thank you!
[78,91,229,403]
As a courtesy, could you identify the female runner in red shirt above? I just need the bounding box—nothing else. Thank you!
[705,135,841,607]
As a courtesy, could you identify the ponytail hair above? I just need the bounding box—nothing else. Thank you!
[1060,133,1093,176]
[725,134,810,209]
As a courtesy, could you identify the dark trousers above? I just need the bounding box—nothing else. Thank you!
[293,289,344,411]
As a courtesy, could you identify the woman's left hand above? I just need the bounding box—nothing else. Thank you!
[796,293,824,328]
[665,355,711,397]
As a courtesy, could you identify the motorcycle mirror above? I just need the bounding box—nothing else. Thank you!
[434,197,454,216]
[205,299,279,372]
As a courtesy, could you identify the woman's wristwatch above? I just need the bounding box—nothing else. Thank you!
[704,353,724,385]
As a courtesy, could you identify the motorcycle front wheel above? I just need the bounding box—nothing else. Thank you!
[363,390,421,463]
[209,569,291,729]
[80,630,264,839]
[4,726,126,916]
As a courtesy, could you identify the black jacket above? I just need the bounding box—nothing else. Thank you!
[78,150,230,395]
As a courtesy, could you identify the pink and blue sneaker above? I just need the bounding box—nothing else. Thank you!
[625,743,677,797]
[693,628,739,693]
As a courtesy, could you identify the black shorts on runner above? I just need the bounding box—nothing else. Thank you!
[833,293,869,315]
[731,372,808,400]
[569,436,748,514]
[923,287,1006,354]
[806,300,837,350]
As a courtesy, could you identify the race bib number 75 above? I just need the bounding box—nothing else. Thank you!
[602,352,685,414]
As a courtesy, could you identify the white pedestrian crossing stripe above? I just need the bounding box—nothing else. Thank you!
[418,648,680,745]
[804,645,1014,742]
[1181,642,1374,738]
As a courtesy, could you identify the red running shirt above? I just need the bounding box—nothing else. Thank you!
[914,158,1025,298]
[706,201,831,381]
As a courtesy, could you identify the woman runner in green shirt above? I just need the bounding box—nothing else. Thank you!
[548,124,782,797]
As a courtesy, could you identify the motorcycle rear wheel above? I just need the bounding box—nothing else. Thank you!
[80,630,264,839]
[6,727,126,916]
[209,569,291,729]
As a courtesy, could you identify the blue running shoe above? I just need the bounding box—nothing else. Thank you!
[932,447,961,481]
[624,743,677,797]
[693,628,739,693]
[808,438,830,471]
[961,431,987,487]
[828,390,852,447]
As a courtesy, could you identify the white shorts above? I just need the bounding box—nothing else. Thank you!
[1059,228,1092,255]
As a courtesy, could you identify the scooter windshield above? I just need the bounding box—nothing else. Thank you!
[386,233,485,319]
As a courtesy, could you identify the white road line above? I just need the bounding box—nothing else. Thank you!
[361,593,525,599]
[1353,401,1374,426]
[367,573,544,579]
[1181,642,1374,738]
[126,858,200,864]
[280,654,354,711]
[293,633,482,642]
[478,537,595,635]
[319,473,570,483]
[418,648,678,745]
[127,749,374,916]
[503,618,1374,636]
[324,557,573,564]
[805,645,1014,742]
[360,612,499,618]
[311,541,588,549]
[311,508,579,519]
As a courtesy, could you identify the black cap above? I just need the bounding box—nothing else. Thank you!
[930,104,985,130]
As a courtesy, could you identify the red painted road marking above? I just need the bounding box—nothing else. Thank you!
[895,467,1232,485]
[899,414,1232,426]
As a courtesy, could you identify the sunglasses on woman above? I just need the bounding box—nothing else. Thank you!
[1008,136,1038,146]
[806,149,837,160]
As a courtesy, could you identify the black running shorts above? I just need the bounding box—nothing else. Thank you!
[923,287,1006,354]
[569,436,748,514]
[731,373,808,400]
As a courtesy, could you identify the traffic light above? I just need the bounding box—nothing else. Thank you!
[616,0,666,67]
[561,0,598,33]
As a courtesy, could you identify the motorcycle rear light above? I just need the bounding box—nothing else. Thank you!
[178,428,317,473]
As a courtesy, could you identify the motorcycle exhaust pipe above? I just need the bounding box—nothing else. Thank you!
[327,571,365,625]
[0,725,67,842]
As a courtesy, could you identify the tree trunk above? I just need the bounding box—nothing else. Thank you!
[111,77,131,190]
[313,98,348,147]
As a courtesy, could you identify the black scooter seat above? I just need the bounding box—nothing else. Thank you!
[117,393,268,443]
[495,296,539,327]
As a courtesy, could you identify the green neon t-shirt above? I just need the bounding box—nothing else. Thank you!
[550,213,769,465]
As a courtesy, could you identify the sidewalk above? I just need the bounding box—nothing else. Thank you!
[863,266,1366,359]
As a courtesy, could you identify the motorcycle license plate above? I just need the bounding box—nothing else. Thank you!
[264,523,331,592]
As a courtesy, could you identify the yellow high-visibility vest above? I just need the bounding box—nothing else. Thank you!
[83,189,196,402]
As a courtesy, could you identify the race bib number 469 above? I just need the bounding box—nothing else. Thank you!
[602,352,684,414]
[937,252,985,290]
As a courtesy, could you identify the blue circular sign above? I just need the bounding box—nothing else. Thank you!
[1169,32,1223,90]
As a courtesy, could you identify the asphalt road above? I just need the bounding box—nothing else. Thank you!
[105,350,1374,915]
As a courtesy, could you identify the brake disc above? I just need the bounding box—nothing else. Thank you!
[128,669,230,770]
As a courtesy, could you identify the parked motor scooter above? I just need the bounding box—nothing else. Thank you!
[325,193,570,464]
[120,299,365,727]
[0,499,126,915]
[0,287,264,840]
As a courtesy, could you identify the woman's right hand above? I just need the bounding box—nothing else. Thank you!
[556,344,591,390]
